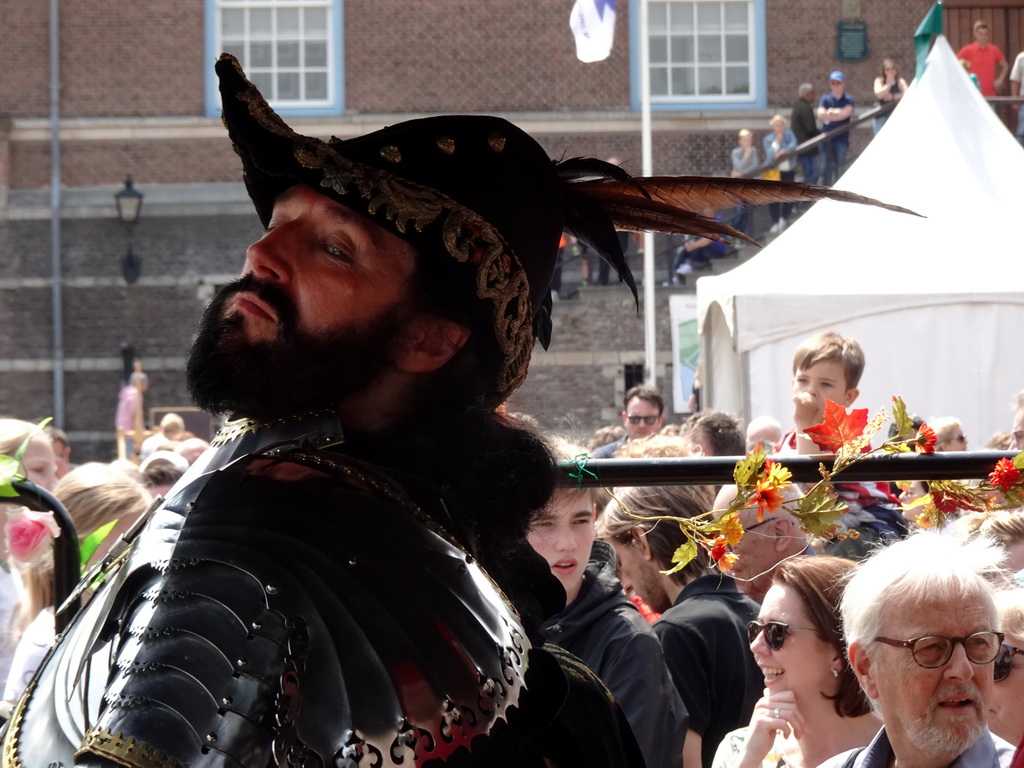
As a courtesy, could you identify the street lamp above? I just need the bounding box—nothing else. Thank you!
[114,177,143,284]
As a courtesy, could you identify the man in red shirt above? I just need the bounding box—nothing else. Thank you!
[957,19,1009,96]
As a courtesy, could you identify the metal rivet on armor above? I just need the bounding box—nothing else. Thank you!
[437,136,455,155]
[237,658,248,668]
[348,558,357,567]
[380,145,401,163]
[206,733,218,743]
[221,696,233,706]
[487,133,506,152]
[266,584,278,595]
[186,502,196,512]
[251,621,262,631]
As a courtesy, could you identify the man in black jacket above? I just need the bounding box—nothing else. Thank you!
[791,82,822,185]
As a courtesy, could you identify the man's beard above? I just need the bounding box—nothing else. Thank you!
[186,275,406,421]
[908,685,985,759]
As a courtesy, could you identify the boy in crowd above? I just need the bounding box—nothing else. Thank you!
[527,442,687,768]
[778,332,906,558]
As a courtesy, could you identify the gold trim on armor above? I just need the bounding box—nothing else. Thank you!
[437,135,455,155]
[76,728,185,768]
[487,133,507,153]
[210,409,341,446]
[1,680,32,768]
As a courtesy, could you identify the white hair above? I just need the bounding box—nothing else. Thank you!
[841,532,1004,648]
[798,82,814,96]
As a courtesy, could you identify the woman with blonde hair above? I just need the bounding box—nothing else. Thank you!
[763,115,798,233]
[2,462,150,708]
[959,509,1024,577]
[0,419,59,688]
[989,589,1024,747]
[729,129,760,237]
[0,419,58,494]
[929,416,968,451]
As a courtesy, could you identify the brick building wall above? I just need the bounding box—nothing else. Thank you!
[0,0,961,461]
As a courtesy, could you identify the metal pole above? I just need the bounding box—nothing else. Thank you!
[49,0,65,427]
[639,0,657,388]
[557,450,1017,488]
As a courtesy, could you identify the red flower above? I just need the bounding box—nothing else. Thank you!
[709,535,728,563]
[989,458,1021,493]
[914,424,937,454]
[929,490,959,515]
[707,535,738,572]
[749,481,784,522]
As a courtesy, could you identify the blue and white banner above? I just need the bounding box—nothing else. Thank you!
[569,0,617,63]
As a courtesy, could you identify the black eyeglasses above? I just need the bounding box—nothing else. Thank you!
[627,415,659,425]
[747,620,818,650]
[995,643,1024,682]
[875,631,1003,669]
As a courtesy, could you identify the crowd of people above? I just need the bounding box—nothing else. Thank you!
[0,414,209,717]
[550,330,1024,767]
[718,20,1024,250]
[1,51,1022,768]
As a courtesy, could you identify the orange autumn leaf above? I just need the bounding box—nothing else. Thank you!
[803,399,869,453]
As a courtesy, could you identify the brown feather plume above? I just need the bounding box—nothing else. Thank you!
[551,159,919,322]
[573,175,920,244]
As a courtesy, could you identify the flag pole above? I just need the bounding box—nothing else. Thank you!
[639,0,657,388]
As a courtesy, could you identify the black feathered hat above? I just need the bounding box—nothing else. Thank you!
[217,54,636,399]
[217,54,911,400]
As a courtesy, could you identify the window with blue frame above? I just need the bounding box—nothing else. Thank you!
[212,0,342,113]
[649,0,755,103]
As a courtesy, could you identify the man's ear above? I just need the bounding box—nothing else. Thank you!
[631,527,655,562]
[393,316,471,374]
[847,641,879,700]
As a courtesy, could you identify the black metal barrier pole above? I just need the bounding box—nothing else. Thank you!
[557,450,1017,488]
[10,479,81,634]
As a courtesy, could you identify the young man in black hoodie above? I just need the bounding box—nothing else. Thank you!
[528,442,688,768]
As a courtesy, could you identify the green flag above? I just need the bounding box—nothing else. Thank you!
[914,2,943,80]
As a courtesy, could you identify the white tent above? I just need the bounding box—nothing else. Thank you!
[696,36,1024,446]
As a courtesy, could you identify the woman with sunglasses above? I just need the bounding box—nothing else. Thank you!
[989,589,1024,747]
[713,556,880,768]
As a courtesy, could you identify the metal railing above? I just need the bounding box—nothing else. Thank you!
[557,450,1016,488]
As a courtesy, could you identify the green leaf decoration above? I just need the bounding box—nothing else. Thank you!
[14,417,52,464]
[882,441,913,454]
[890,396,913,438]
[79,520,118,567]
[0,455,22,498]
[733,446,765,491]
[1013,450,1024,472]
[796,482,848,536]
[663,538,698,575]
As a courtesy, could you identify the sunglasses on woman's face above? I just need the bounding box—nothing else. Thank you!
[747,620,817,650]
[994,643,1024,682]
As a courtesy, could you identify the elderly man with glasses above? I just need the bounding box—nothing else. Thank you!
[822,533,1016,768]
